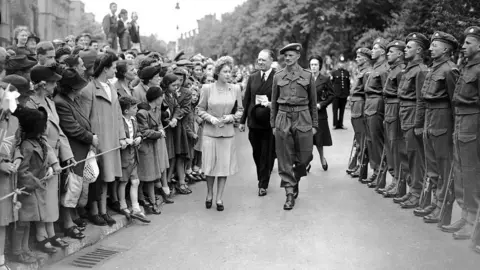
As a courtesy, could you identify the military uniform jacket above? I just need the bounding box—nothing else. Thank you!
[364,59,389,116]
[330,68,351,98]
[398,59,428,130]
[415,57,460,129]
[270,64,318,128]
[383,61,405,100]
[452,56,480,116]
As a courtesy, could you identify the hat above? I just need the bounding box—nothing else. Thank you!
[146,86,163,102]
[79,49,97,70]
[373,37,388,50]
[464,26,480,40]
[2,75,31,94]
[279,43,302,55]
[30,65,62,83]
[5,54,37,71]
[27,34,40,44]
[405,32,429,49]
[139,66,160,80]
[174,50,185,62]
[251,104,271,126]
[55,47,71,60]
[176,59,191,67]
[356,47,372,58]
[387,40,406,51]
[431,31,458,50]
[59,68,88,91]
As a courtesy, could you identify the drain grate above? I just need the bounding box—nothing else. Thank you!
[70,248,120,268]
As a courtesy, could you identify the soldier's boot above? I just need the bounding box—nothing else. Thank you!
[453,223,474,240]
[283,194,295,210]
[394,192,411,204]
[423,206,442,223]
[441,218,467,233]
[360,171,377,184]
[400,194,420,209]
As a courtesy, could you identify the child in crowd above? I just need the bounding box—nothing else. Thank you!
[119,96,150,223]
[136,87,169,215]
[184,85,201,182]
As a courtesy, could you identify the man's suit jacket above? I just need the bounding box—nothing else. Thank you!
[240,69,275,129]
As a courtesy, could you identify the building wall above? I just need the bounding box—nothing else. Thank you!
[0,0,11,46]
[38,0,70,41]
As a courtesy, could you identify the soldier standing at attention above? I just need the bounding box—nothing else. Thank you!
[395,33,429,207]
[440,26,480,241]
[348,48,372,180]
[418,31,459,224]
[361,38,389,184]
[271,43,318,210]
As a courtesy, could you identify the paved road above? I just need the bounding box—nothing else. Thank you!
[47,111,480,270]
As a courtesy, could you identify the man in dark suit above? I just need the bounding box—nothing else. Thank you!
[331,61,351,129]
[102,2,118,50]
[239,49,276,196]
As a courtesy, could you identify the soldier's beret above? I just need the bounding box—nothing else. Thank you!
[431,31,458,50]
[356,48,372,58]
[279,43,302,55]
[176,59,191,67]
[464,26,480,40]
[387,40,406,51]
[405,32,429,49]
[373,38,388,51]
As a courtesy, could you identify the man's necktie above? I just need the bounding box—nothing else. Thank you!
[261,72,266,82]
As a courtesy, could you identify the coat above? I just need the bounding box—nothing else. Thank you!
[315,74,335,120]
[163,92,182,159]
[26,96,74,222]
[174,87,192,158]
[0,114,22,226]
[17,139,57,222]
[240,69,275,129]
[115,80,133,98]
[136,109,169,181]
[129,22,140,44]
[79,79,126,182]
[117,20,131,51]
[54,93,94,177]
[120,116,139,167]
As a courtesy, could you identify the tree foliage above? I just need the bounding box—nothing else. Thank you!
[141,34,167,54]
[193,0,480,65]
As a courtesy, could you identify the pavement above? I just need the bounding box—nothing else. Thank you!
[42,110,480,270]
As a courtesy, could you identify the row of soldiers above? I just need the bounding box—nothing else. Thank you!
[346,26,480,253]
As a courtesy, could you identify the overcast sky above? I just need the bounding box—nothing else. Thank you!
[82,0,247,42]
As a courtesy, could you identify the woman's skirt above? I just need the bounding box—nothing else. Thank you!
[313,118,333,147]
[202,136,238,177]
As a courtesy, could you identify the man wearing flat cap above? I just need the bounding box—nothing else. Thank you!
[371,41,406,193]
[362,38,389,185]
[271,43,317,210]
[239,49,277,197]
[348,48,372,180]
[445,26,480,242]
[418,31,459,225]
[396,33,429,210]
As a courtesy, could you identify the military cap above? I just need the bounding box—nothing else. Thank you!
[373,37,388,51]
[431,31,458,50]
[5,54,37,71]
[279,43,302,55]
[387,40,406,51]
[176,59,191,67]
[139,66,160,80]
[30,65,62,84]
[464,26,480,40]
[356,47,372,58]
[405,32,429,49]
[2,75,32,94]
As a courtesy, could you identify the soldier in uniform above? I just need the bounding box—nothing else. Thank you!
[348,48,372,180]
[440,26,480,241]
[271,43,318,210]
[396,33,429,208]
[331,61,351,129]
[361,38,389,184]
[417,31,459,224]
[372,40,406,191]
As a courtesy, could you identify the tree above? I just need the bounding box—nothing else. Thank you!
[71,14,105,42]
[141,34,167,54]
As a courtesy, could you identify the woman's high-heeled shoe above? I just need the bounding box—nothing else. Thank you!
[205,199,213,209]
[216,201,224,211]
[322,158,328,171]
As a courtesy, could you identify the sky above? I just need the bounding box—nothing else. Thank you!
[82,0,247,42]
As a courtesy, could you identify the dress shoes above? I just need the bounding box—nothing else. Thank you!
[440,218,467,233]
[321,158,328,171]
[423,207,441,223]
[393,193,411,204]
[414,204,436,217]
[453,223,473,240]
[400,195,419,209]
[258,188,267,197]
[283,194,295,210]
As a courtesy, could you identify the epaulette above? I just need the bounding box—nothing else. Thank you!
[446,60,459,70]
[275,68,284,74]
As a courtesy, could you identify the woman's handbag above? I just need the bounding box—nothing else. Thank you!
[60,170,84,208]
[83,148,99,184]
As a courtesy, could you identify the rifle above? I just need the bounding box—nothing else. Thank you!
[471,207,480,250]
[346,137,358,174]
[358,136,368,182]
[437,166,455,227]
[418,152,431,208]
[373,148,388,191]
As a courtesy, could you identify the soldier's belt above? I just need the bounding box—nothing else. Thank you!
[384,98,400,104]
[425,101,450,109]
[400,100,416,107]
[278,104,309,112]
[350,96,366,102]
